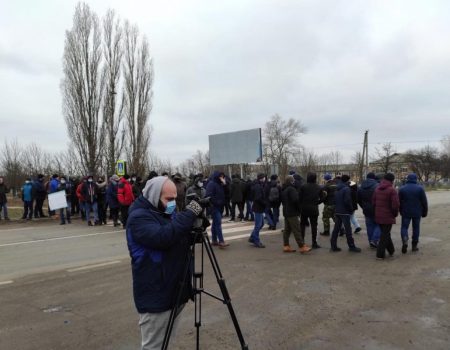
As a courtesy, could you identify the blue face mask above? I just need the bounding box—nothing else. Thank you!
[165,200,176,215]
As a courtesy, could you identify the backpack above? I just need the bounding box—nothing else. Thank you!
[268,186,280,203]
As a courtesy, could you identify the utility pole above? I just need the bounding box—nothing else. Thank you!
[361,130,369,179]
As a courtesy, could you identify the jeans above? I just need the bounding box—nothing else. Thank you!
[331,214,355,249]
[365,216,381,243]
[60,201,71,223]
[401,216,421,243]
[85,202,98,223]
[250,212,264,244]
[23,201,33,219]
[245,200,254,220]
[264,207,275,227]
[350,213,361,229]
[0,203,8,219]
[211,207,224,243]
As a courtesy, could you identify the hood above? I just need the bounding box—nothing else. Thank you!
[361,178,378,190]
[377,179,393,190]
[336,181,348,191]
[406,173,418,184]
[232,177,240,184]
[211,171,222,183]
[141,176,169,207]
[97,181,107,189]
[306,173,317,183]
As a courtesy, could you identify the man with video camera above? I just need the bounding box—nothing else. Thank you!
[126,176,208,350]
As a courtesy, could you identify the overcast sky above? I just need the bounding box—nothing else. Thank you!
[1,0,449,165]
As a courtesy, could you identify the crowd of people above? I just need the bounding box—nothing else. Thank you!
[0,169,428,258]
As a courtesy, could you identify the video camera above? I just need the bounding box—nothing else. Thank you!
[186,194,211,234]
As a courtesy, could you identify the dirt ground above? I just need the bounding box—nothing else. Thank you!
[1,192,449,350]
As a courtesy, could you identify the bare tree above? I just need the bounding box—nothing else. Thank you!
[22,143,51,176]
[441,135,450,156]
[102,9,125,175]
[61,2,106,175]
[0,139,24,195]
[374,142,396,174]
[123,21,153,176]
[404,146,440,182]
[263,114,307,179]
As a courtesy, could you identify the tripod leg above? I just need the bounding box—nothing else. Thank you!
[162,242,195,350]
[201,234,249,349]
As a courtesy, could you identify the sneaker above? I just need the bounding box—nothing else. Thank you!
[402,243,408,254]
[211,241,219,246]
[320,230,330,236]
[354,227,362,234]
[376,257,385,261]
[60,222,66,225]
[412,246,419,252]
[312,242,321,249]
[218,242,229,248]
[299,245,312,253]
[88,221,93,226]
[330,247,342,252]
[369,241,378,249]
[253,242,266,248]
[248,237,254,244]
[283,245,296,253]
[228,218,235,222]
[349,246,362,253]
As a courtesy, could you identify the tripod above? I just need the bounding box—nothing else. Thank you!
[162,227,249,350]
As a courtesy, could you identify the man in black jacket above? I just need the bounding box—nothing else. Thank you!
[33,174,47,218]
[229,174,245,221]
[249,173,267,248]
[281,175,312,253]
[299,173,326,249]
[357,172,381,248]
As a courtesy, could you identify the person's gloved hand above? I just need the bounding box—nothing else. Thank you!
[186,200,203,216]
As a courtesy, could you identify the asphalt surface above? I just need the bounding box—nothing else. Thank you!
[1,191,450,349]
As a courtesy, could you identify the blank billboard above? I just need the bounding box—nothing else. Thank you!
[209,128,262,165]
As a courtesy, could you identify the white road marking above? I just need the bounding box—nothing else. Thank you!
[0,230,122,248]
[67,260,122,272]
[0,227,37,232]
[0,280,14,285]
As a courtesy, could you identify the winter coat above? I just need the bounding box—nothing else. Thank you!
[49,178,59,193]
[126,195,197,313]
[57,182,72,200]
[372,179,399,225]
[357,178,378,218]
[76,183,85,203]
[106,182,120,209]
[21,182,35,202]
[117,178,135,206]
[34,180,47,201]
[82,182,98,204]
[399,175,428,218]
[299,174,326,215]
[265,180,281,207]
[323,181,337,206]
[251,180,266,213]
[185,184,206,205]
[334,181,353,215]
[281,183,301,217]
[205,171,225,209]
[230,178,245,203]
[243,180,253,201]
[0,183,9,204]
[96,181,107,203]
[132,182,145,200]
[350,184,358,211]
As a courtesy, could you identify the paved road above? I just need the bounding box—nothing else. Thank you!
[1,191,449,350]
[0,216,280,283]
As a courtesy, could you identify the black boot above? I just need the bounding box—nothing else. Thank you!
[402,242,408,254]
[312,241,321,249]
[412,241,419,252]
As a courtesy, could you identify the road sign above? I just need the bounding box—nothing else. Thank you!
[116,160,126,176]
